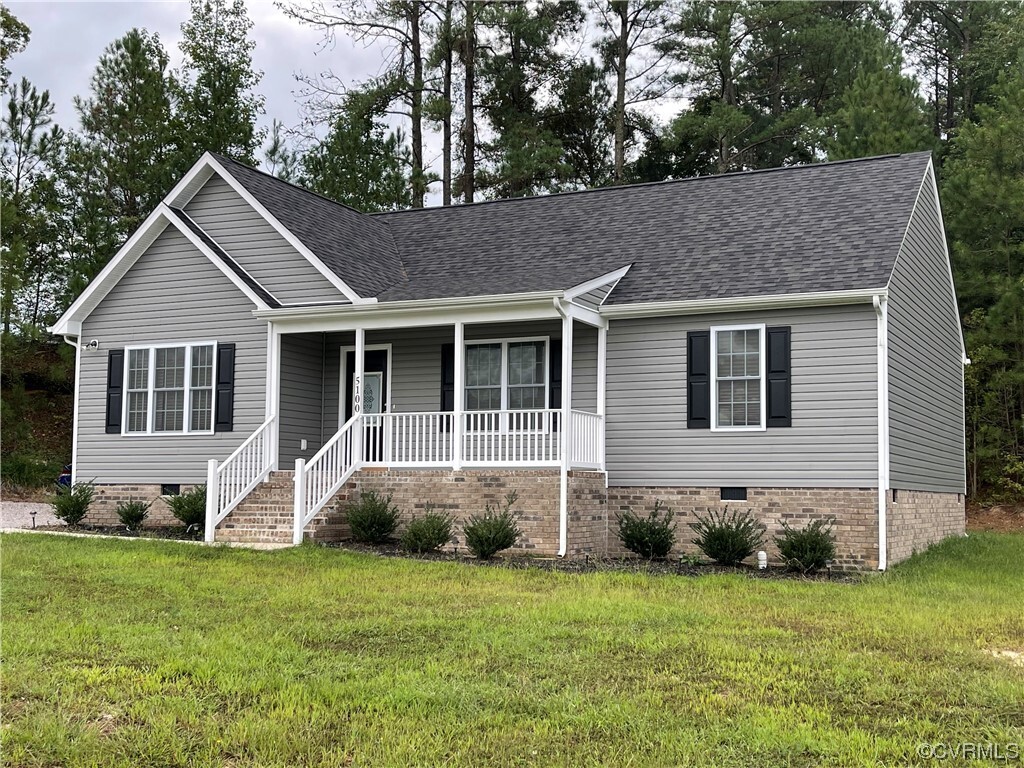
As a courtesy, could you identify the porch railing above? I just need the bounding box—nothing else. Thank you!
[362,412,455,465]
[568,409,603,469]
[292,414,360,544]
[461,409,562,466]
[204,415,277,542]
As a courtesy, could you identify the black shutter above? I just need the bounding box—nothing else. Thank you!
[105,349,125,434]
[214,343,235,432]
[549,339,562,408]
[687,331,711,429]
[766,326,792,427]
[440,343,455,411]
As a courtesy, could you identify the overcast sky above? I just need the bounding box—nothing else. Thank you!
[7,0,392,154]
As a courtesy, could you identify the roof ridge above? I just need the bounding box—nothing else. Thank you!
[371,151,931,217]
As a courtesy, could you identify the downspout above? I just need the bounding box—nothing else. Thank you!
[62,335,82,486]
[873,295,889,571]
[553,297,569,558]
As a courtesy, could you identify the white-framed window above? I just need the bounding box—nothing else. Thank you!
[123,342,217,435]
[464,337,549,411]
[710,324,766,431]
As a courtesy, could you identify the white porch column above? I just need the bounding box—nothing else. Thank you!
[558,314,574,557]
[453,321,464,469]
[597,321,607,471]
[352,327,365,465]
[266,323,282,470]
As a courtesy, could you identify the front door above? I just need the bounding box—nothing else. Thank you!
[345,349,389,461]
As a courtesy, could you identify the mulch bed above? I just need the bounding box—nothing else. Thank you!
[34,525,201,541]
[328,541,860,582]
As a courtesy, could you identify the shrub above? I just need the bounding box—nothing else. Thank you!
[616,500,677,559]
[0,453,64,490]
[464,491,521,559]
[50,482,95,526]
[165,485,206,531]
[689,508,765,566]
[774,518,837,572]
[116,498,152,530]
[400,510,454,553]
[347,491,400,544]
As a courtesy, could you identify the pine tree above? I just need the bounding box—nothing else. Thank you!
[176,0,265,164]
[0,7,30,92]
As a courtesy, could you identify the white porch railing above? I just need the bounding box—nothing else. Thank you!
[292,414,360,544]
[204,415,277,542]
[569,409,603,469]
[461,409,562,465]
[363,412,455,465]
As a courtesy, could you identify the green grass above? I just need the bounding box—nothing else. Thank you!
[2,533,1022,767]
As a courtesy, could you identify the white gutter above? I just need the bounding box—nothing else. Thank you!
[873,295,889,571]
[553,297,570,558]
[252,289,564,321]
[61,334,82,486]
[599,287,883,319]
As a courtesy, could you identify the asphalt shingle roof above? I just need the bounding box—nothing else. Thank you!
[212,154,405,298]
[214,152,932,306]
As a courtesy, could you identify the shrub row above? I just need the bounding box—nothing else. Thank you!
[616,503,837,572]
[49,482,206,535]
[345,490,522,559]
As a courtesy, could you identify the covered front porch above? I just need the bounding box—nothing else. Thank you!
[205,291,609,548]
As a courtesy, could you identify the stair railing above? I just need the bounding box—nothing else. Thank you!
[293,414,361,544]
[204,415,278,543]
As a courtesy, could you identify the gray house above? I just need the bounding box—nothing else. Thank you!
[51,150,966,569]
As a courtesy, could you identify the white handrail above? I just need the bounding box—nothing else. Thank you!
[204,415,277,542]
[363,412,454,465]
[293,414,361,544]
[461,409,562,466]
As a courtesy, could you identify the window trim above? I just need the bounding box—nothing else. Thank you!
[710,324,766,432]
[463,335,551,412]
[121,340,218,436]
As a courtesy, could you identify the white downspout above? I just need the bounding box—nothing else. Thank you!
[61,335,82,486]
[873,295,889,571]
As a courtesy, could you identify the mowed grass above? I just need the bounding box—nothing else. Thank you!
[2,534,1022,767]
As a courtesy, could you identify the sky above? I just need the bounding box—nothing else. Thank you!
[7,0,391,153]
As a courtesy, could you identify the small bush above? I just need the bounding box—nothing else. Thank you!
[116,498,152,530]
[347,491,400,544]
[616,500,677,559]
[774,518,837,572]
[464,491,521,559]
[165,485,206,531]
[0,453,64,490]
[51,482,95,526]
[690,508,765,566]
[400,510,454,553]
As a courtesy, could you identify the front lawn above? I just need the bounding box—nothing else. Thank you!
[2,533,1022,767]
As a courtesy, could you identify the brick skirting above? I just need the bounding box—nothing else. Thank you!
[886,489,965,564]
[82,484,201,528]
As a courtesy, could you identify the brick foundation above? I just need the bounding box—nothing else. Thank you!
[83,484,201,527]
[886,489,965,564]
[606,486,881,569]
[327,469,605,556]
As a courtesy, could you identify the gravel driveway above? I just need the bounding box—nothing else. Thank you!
[0,501,63,531]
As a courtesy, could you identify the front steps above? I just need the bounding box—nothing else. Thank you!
[215,470,352,545]
[215,470,296,545]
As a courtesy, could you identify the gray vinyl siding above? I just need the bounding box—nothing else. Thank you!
[887,169,965,493]
[605,306,879,487]
[279,333,326,465]
[185,175,343,305]
[77,226,267,484]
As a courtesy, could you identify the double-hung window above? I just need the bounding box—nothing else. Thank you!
[123,342,216,434]
[711,325,765,430]
[464,338,548,412]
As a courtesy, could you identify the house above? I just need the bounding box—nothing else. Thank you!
[50,150,967,569]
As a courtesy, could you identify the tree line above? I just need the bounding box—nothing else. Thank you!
[1,0,1022,500]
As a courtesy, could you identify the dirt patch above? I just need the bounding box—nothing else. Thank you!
[985,649,1024,668]
[329,542,861,582]
[968,504,1024,534]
